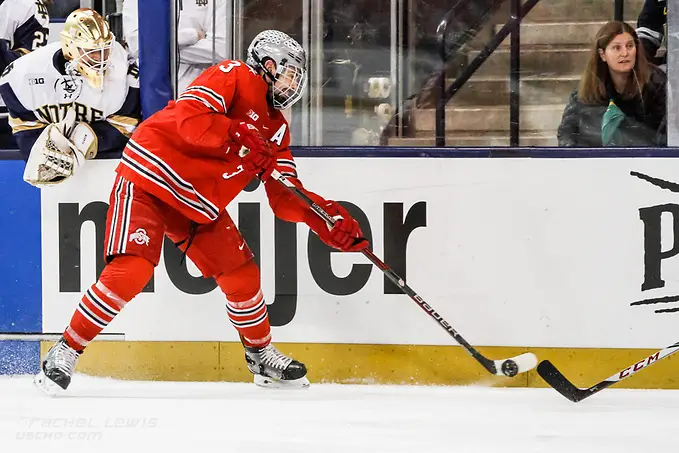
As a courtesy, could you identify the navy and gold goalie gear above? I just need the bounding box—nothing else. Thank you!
[0,0,50,75]
[60,8,115,90]
[23,108,98,186]
[0,40,141,163]
[24,122,83,187]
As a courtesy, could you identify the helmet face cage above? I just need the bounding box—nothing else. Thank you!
[247,30,308,110]
[77,45,113,73]
[271,63,307,110]
[68,42,113,85]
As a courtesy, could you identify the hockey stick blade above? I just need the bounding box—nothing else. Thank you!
[537,360,603,402]
[261,162,538,377]
[538,341,679,402]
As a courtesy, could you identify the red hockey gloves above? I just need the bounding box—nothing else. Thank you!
[314,201,369,252]
[229,121,275,181]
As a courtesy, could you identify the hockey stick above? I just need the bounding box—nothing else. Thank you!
[537,341,679,402]
[259,160,537,377]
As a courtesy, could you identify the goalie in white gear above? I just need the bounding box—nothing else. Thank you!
[0,8,141,187]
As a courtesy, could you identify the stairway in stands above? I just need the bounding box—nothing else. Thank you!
[389,0,645,147]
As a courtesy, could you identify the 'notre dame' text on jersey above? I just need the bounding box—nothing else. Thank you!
[0,40,141,160]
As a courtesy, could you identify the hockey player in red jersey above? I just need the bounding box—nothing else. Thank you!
[35,30,369,393]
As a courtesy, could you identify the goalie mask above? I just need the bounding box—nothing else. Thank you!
[60,8,114,90]
[247,30,308,110]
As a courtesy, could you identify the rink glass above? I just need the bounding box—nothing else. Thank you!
[161,0,668,147]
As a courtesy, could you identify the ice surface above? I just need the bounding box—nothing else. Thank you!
[1,375,678,453]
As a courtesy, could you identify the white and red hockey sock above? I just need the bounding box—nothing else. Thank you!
[216,261,271,348]
[63,255,154,351]
[225,289,271,347]
[64,281,125,350]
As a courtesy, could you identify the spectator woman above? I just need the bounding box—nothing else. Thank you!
[557,21,666,147]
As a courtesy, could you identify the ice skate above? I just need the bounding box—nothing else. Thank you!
[34,337,81,395]
[244,343,310,389]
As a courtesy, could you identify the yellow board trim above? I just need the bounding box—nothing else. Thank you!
[40,342,679,389]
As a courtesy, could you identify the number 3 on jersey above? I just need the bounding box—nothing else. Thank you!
[217,59,288,146]
[219,61,241,73]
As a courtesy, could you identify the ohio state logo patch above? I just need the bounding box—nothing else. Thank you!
[129,228,150,246]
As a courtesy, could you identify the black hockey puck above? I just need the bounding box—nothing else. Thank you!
[501,359,519,377]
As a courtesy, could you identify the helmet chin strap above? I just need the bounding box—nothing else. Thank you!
[254,55,280,106]
[265,87,275,106]
[262,70,278,93]
[253,54,278,84]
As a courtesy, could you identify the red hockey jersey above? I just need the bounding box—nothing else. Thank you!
[116,60,317,225]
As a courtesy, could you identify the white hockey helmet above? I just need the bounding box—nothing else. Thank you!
[60,8,114,89]
[246,30,307,110]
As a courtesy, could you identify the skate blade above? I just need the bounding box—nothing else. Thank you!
[253,374,310,389]
[33,370,65,397]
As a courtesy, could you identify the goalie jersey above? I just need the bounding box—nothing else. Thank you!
[0,40,141,160]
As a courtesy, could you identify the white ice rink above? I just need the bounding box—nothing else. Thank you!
[1,375,678,453]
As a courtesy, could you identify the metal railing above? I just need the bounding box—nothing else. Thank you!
[432,0,628,147]
[380,0,508,145]
[435,0,541,147]
[615,0,625,21]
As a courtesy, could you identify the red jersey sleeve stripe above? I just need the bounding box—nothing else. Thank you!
[121,152,216,222]
[179,85,226,113]
[177,94,219,112]
[184,85,227,112]
[128,140,220,219]
[276,158,296,169]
